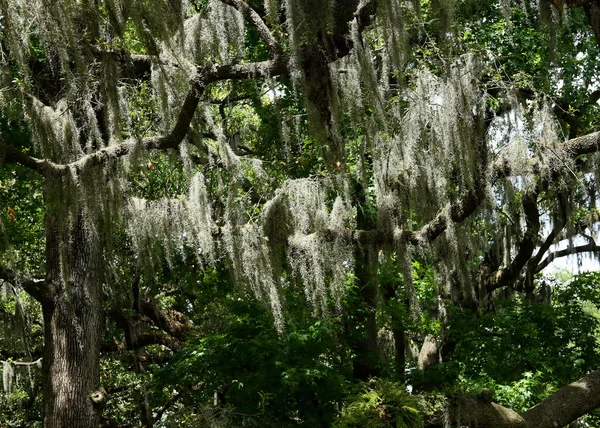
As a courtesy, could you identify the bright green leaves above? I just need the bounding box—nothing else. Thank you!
[334,379,428,428]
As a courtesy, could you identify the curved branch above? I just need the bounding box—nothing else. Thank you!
[521,370,600,428]
[220,0,282,58]
[355,0,380,33]
[527,218,565,276]
[0,266,50,304]
[1,139,64,177]
[485,190,540,293]
[535,242,600,273]
[0,358,42,367]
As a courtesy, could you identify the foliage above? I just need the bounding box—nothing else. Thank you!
[1,0,600,426]
[412,272,600,412]
[334,379,427,428]
[159,274,350,426]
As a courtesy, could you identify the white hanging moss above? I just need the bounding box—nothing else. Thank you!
[328,195,354,230]
[183,0,245,65]
[395,237,421,318]
[372,55,485,234]
[535,103,571,178]
[349,21,387,128]
[0,0,31,81]
[286,191,354,313]
[263,0,280,25]
[128,173,214,271]
[223,223,284,331]
[332,57,364,128]
[2,361,13,394]
[288,231,353,313]
[217,133,244,182]
[235,180,355,317]
[283,178,329,234]
[99,60,131,147]
[377,0,408,74]
[151,64,191,135]
[26,99,82,163]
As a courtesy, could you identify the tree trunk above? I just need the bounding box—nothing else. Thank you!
[584,1,600,46]
[41,208,105,427]
[390,316,406,381]
[351,246,380,381]
[349,180,380,381]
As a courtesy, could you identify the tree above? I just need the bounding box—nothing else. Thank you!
[1,0,600,426]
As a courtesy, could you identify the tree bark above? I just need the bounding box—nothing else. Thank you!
[584,1,600,45]
[425,371,600,427]
[349,180,380,381]
[41,205,105,427]
[351,246,380,381]
[520,371,600,428]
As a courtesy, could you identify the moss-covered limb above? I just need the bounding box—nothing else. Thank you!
[535,242,600,273]
[485,189,541,294]
[355,0,380,32]
[527,217,564,274]
[1,138,65,177]
[563,130,600,157]
[0,265,50,304]
[87,46,177,78]
[431,393,527,428]
[425,373,600,427]
[106,304,186,352]
[205,57,288,82]
[3,56,288,177]
[219,0,283,58]
[520,371,600,428]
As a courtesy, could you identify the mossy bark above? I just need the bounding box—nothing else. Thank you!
[41,202,104,427]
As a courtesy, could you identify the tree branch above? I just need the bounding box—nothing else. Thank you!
[4,57,288,177]
[535,242,600,273]
[88,46,177,77]
[520,370,600,428]
[355,0,380,33]
[219,0,283,58]
[485,190,540,293]
[1,138,64,177]
[0,358,42,367]
[0,266,50,304]
[527,218,565,277]
[142,296,193,341]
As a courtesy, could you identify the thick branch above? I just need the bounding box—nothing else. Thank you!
[527,219,565,277]
[0,358,42,367]
[409,131,600,251]
[355,0,380,33]
[425,371,600,427]
[1,139,63,176]
[88,46,175,77]
[520,370,600,428]
[0,266,49,303]
[19,59,287,176]
[562,130,600,160]
[317,187,484,248]
[485,190,540,293]
[220,0,282,58]
[535,242,600,273]
[142,297,193,341]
